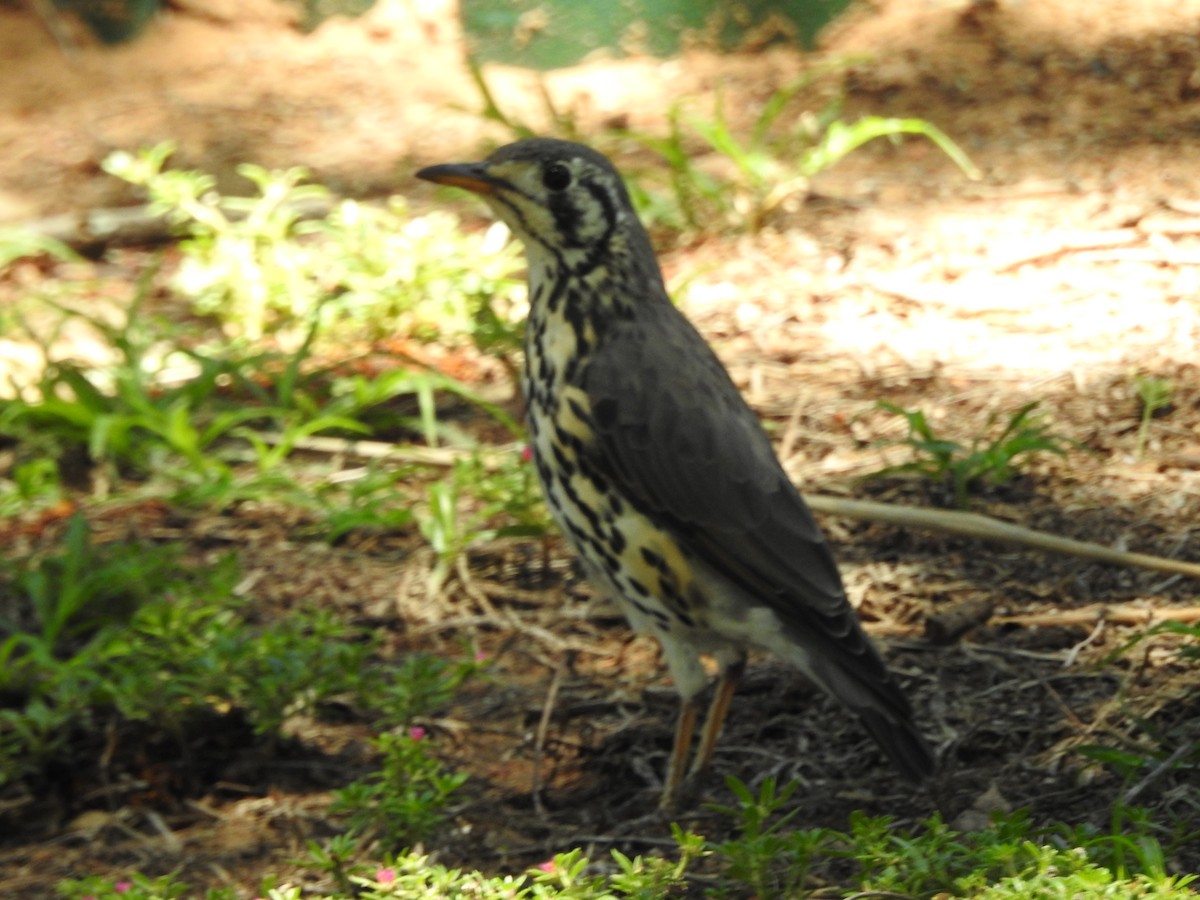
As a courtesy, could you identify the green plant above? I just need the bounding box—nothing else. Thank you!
[1,273,344,479]
[103,144,523,351]
[0,457,64,517]
[322,654,478,847]
[53,805,1200,899]
[708,776,834,897]
[104,143,328,342]
[311,462,418,543]
[0,514,174,653]
[0,227,78,270]
[55,871,229,900]
[1132,373,1173,457]
[375,652,479,730]
[840,808,1198,898]
[330,729,467,847]
[417,449,549,593]
[301,833,364,896]
[608,826,705,898]
[873,400,1076,506]
[0,519,477,786]
[464,53,581,142]
[0,520,228,784]
[1078,620,1200,787]
[625,74,978,233]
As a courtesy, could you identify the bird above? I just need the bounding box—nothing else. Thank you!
[417,138,935,809]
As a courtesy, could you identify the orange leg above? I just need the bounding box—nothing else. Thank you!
[689,659,745,779]
[660,698,698,810]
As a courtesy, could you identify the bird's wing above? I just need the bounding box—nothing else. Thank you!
[582,300,933,779]
[582,299,852,626]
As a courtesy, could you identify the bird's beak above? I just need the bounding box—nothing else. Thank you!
[415,161,497,195]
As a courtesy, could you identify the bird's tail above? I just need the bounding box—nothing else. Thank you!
[856,704,936,782]
[815,656,936,781]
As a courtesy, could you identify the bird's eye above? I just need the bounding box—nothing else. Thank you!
[542,162,571,191]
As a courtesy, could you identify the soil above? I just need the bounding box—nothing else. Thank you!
[2,0,1200,896]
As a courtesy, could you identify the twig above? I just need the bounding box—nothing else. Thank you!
[924,595,995,644]
[993,605,1200,628]
[1122,739,1198,805]
[805,494,1200,580]
[531,653,570,815]
[25,0,78,56]
[990,228,1142,272]
[259,431,1200,583]
[455,554,500,620]
[1062,616,1107,667]
[19,197,333,255]
[255,432,517,469]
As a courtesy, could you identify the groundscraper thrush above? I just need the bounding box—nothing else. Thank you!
[417,139,934,809]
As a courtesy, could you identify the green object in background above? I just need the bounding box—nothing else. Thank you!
[53,0,161,44]
[46,0,380,42]
[295,0,378,33]
[461,0,852,70]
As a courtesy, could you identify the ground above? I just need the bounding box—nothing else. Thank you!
[2,0,1200,896]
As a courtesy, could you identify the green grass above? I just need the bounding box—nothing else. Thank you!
[0,515,478,787]
[462,58,977,235]
[55,801,1198,898]
[872,400,1078,507]
[628,82,978,233]
[103,142,523,349]
[1131,372,1174,458]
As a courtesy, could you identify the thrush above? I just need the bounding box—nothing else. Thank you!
[417,138,934,808]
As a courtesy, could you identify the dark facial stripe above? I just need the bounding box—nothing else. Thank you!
[573,180,619,277]
[493,192,536,243]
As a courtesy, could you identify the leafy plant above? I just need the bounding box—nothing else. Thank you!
[0,226,78,269]
[873,400,1076,506]
[0,458,63,517]
[374,652,479,730]
[0,287,365,502]
[0,519,232,784]
[0,518,477,786]
[0,514,173,652]
[1132,373,1173,457]
[626,75,978,233]
[330,729,467,847]
[416,449,549,595]
[464,52,581,142]
[457,57,976,235]
[54,804,1199,899]
[103,143,523,350]
[104,143,328,342]
[301,833,364,896]
[708,776,833,897]
[1077,620,1200,789]
[55,871,228,900]
[838,807,1199,898]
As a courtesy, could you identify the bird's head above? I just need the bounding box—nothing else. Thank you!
[417,139,649,274]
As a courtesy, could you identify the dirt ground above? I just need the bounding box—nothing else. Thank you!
[2,0,1200,896]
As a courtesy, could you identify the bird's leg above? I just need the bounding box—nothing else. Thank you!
[688,657,745,779]
[660,697,698,811]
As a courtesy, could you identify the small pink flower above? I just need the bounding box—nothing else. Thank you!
[474,650,488,663]
[537,859,556,873]
[520,445,533,462]
[114,883,133,895]
[375,867,397,885]
[408,726,426,741]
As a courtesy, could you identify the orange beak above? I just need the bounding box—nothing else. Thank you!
[415,162,498,195]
